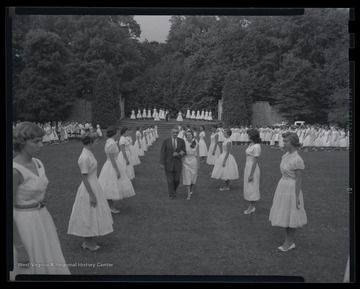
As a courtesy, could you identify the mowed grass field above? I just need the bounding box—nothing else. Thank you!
[36,129,350,282]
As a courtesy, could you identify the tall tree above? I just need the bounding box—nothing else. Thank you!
[92,70,118,128]
[222,70,253,126]
[14,29,75,121]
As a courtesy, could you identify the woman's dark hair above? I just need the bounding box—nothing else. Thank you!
[282,131,302,148]
[247,129,261,144]
[106,125,118,138]
[82,131,98,145]
[224,128,232,137]
[186,130,197,148]
[13,122,45,152]
[120,127,128,136]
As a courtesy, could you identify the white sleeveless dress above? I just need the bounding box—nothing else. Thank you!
[12,159,70,275]
[211,139,239,180]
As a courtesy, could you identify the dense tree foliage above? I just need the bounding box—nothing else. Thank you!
[11,9,349,126]
[92,69,118,128]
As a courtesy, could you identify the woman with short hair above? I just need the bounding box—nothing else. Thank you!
[269,132,307,252]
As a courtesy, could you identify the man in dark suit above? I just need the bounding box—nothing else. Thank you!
[160,126,186,199]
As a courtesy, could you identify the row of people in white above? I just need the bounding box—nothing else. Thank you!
[183,127,306,251]
[185,109,213,121]
[176,110,213,122]
[227,125,349,148]
[131,108,169,120]
[32,121,103,144]
[68,126,159,250]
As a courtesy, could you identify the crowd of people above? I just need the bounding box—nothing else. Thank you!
[129,108,214,122]
[130,108,169,121]
[12,120,104,145]
[11,119,349,278]
[176,109,214,122]
[160,124,308,254]
[11,121,159,277]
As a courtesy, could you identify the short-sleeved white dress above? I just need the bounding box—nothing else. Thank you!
[243,143,261,201]
[206,133,220,165]
[182,140,198,185]
[269,151,307,228]
[198,131,208,157]
[12,159,70,275]
[98,138,135,200]
[211,139,239,180]
[67,148,113,237]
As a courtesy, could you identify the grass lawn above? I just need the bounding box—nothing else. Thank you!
[36,130,350,282]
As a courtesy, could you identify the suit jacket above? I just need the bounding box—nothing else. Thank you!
[160,137,186,172]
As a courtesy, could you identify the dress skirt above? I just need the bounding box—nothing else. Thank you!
[206,144,220,165]
[13,207,71,274]
[269,177,307,228]
[198,140,208,157]
[118,151,135,180]
[134,139,145,156]
[182,156,198,185]
[67,177,114,237]
[129,145,141,165]
[243,161,260,201]
[98,161,124,200]
[211,153,239,180]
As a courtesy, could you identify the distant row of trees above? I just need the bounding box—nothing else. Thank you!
[11,9,350,128]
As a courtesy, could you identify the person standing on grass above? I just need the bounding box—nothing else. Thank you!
[198,125,208,163]
[117,127,135,180]
[160,126,186,199]
[206,125,220,166]
[98,126,124,214]
[182,130,200,200]
[269,132,307,252]
[67,132,113,251]
[98,126,135,208]
[243,129,262,215]
[211,128,239,191]
[12,122,70,277]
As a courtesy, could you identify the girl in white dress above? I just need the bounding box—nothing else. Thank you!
[130,110,136,119]
[12,122,70,277]
[269,132,307,252]
[206,126,220,165]
[211,128,239,191]
[137,109,142,119]
[208,111,213,121]
[338,128,347,149]
[176,111,184,122]
[96,124,103,138]
[217,127,225,154]
[243,129,261,215]
[182,130,200,200]
[191,110,196,120]
[117,128,135,180]
[198,126,208,162]
[98,126,128,214]
[186,109,191,119]
[98,126,122,213]
[134,127,145,157]
[141,127,148,153]
[68,132,113,251]
[127,129,141,166]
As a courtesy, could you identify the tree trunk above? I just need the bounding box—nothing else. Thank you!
[119,94,125,119]
[218,98,223,120]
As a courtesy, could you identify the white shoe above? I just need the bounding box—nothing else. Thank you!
[277,243,296,252]
[244,207,256,214]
